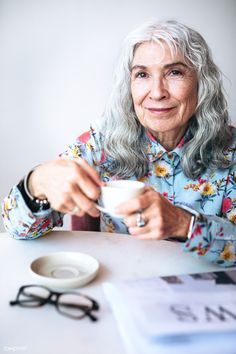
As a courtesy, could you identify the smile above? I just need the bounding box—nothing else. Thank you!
[146,107,175,114]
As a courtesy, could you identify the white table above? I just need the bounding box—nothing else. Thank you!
[0,231,230,354]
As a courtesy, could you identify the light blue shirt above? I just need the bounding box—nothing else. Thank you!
[2,126,236,267]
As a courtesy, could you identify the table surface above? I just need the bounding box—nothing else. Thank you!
[0,230,230,354]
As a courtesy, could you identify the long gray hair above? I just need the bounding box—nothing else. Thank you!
[99,20,232,179]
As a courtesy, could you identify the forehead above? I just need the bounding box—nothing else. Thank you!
[132,41,187,66]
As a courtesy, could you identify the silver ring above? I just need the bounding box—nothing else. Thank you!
[69,206,79,215]
[136,210,146,227]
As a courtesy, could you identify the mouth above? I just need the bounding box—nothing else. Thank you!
[146,107,175,114]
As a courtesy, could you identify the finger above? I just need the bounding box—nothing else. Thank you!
[128,224,150,236]
[115,189,157,215]
[124,209,150,228]
[75,167,102,200]
[115,196,147,215]
[70,186,100,217]
[52,204,85,218]
[51,177,100,217]
[143,186,155,192]
[74,157,104,186]
[127,211,164,240]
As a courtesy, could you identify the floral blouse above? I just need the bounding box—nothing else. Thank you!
[2,126,236,267]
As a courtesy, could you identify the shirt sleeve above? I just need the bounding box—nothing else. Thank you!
[1,185,63,239]
[1,127,102,239]
[182,167,236,267]
[60,126,103,166]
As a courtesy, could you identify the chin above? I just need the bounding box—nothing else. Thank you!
[148,124,176,134]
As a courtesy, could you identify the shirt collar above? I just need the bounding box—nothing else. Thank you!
[144,128,191,163]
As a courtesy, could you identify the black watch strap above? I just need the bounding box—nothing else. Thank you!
[17,170,50,212]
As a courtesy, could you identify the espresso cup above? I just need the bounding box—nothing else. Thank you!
[99,180,145,214]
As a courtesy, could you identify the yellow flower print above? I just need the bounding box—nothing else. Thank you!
[155,162,170,177]
[199,182,215,196]
[196,245,208,256]
[4,195,17,211]
[228,210,236,224]
[184,183,199,191]
[3,195,17,219]
[101,172,111,181]
[106,221,115,233]
[220,243,236,262]
[86,143,94,151]
[70,145,81,158]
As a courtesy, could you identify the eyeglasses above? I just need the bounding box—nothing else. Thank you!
[10,285,99,321]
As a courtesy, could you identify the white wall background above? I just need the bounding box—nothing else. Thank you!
[0,0,235,231]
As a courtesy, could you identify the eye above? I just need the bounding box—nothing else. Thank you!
[135,71,148,79]
[169,69,183,77]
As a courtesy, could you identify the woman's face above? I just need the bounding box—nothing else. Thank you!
[130,41,198,140]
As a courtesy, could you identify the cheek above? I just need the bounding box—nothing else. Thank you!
[131,82,149,104]
[177,84,198,111]
[186,89,198,112]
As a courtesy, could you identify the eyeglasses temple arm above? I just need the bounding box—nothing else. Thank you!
[9,300,19,306]
[87,312,98,322]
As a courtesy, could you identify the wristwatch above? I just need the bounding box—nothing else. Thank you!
[18,167,50,212]
[176,204,204,239]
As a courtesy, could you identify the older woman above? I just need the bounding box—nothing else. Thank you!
[2,20,236,266]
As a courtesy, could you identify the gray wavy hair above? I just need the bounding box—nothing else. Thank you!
[99,20,232,179]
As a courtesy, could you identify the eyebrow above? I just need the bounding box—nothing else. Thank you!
[131,61,189,72]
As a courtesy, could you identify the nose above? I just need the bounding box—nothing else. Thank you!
[149,77,168,100]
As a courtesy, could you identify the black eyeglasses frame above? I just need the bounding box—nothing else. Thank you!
[10,284,99,322]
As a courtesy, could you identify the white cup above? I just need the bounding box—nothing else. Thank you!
[99,180,145,214]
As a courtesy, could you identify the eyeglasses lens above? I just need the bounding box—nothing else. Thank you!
[19,286,50,307]
[58,293,93,318]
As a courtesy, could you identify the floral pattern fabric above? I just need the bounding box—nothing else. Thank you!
[2,126,236,267]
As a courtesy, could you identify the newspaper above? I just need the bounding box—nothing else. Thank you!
[103,270,236,354]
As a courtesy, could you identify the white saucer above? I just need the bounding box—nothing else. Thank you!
[95,203,123,219]
[30,252,99,289]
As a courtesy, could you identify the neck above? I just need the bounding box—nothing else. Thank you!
[149,126,187,151]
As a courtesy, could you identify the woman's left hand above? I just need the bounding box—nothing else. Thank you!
[115,187,192,240]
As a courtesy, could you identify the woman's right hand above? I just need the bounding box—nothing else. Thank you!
[28,158,103,217]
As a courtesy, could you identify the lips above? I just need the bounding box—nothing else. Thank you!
[147,107,175,113]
